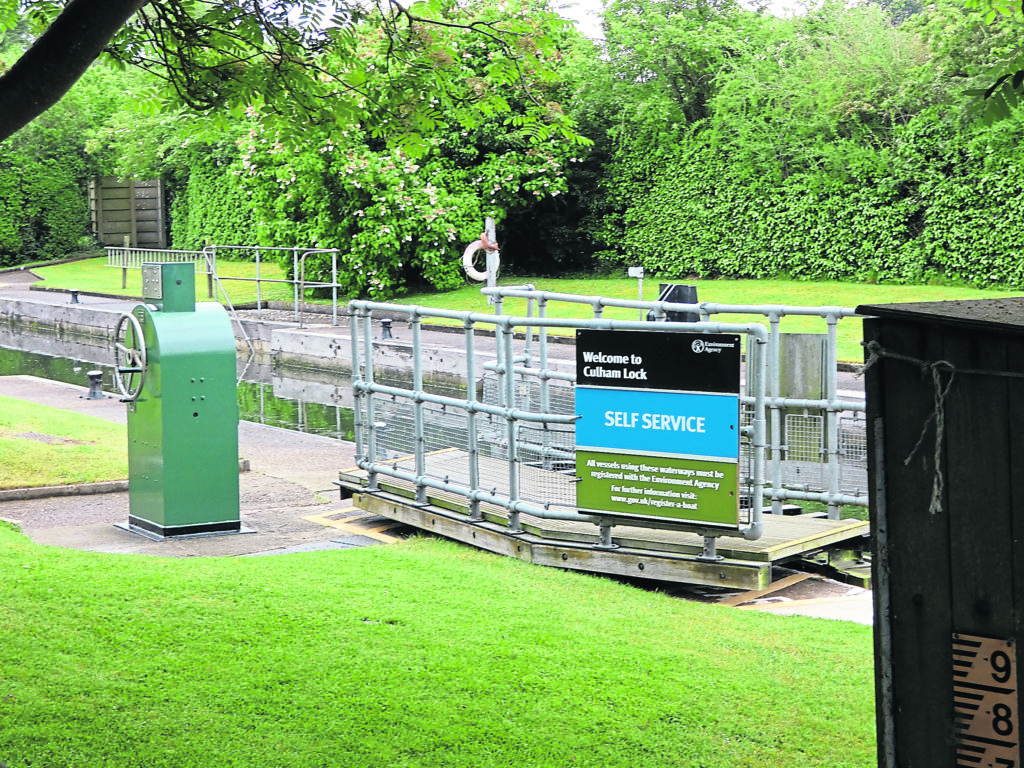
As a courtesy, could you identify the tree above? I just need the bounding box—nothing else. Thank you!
[954,0,1024,120]
[0,0,583,152]
[0,0,151,142]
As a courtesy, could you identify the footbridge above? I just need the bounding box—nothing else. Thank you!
[336,287,870,589]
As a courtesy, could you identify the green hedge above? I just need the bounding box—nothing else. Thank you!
[169,149,256,250]
[0,148,89,267]
[616,112,1024,289]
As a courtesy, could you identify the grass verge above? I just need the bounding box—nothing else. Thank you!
[31,257,294,306]
[29,258,1021,361]
[390,277,1022,362]
[0,396,126,489]
[0,528,874,767]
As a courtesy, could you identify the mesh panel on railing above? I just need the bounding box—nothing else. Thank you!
[785,412,824,462]
[368,395,415,458]
[481,372,575,412]
[516,423,577,509]
[839,411,869,496]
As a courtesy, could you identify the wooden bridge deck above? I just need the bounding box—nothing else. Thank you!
[338,450,870,590]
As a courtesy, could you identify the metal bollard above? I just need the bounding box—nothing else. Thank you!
[380,318,393,339]
[69,290,80,304]
[86,370,105,399]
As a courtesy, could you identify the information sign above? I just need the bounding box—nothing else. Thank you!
[575,330,741,527]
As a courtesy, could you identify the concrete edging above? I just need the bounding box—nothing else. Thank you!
[0,460,251,502]
[0,480,129,502]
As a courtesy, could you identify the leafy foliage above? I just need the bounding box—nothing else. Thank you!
[145,0,589,298]
[0,0,585,157]
[574,0,1024,289]
[163,110,581,297]
[0,40,125,264]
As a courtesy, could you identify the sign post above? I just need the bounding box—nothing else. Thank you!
[575,329,741,529]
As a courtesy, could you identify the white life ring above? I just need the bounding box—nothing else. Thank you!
[462,237,499,282]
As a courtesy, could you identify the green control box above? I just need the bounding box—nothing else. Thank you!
[118,262,242,538]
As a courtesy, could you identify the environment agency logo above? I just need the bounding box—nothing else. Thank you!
[691,338,707,354]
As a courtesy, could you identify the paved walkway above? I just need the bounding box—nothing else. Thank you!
[0,375,406,557]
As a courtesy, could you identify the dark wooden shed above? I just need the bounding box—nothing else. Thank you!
[859,298,1024,768]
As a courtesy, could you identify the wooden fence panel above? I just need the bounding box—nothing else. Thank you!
[89,177,166,248]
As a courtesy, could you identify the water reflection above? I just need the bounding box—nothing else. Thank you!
[0,334,357,441]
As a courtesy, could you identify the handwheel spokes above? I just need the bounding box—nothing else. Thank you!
[113,312,148,401]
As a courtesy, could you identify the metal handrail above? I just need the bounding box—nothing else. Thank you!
[350,299,770,550]
[482,286,865,520]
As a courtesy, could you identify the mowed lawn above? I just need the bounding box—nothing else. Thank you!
[0,395,125,489]
[29,256,1023,362]
[0,527,876,768]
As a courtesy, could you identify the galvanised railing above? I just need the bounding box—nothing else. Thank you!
[104,245,344,327]
[349,298,771,558]
[481,286,867,520]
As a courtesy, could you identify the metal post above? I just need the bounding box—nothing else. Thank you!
[411,311,427,505]
[206,246,215,299]
[825,313,841,519]
[485,217,499,289]
[361,307,379,490]
[538,297,552,470]
[698,536,722,562]
[492,294,506,410]
[292,248,300,323]
[596,524,617,550]
[748,332,768,540]
[768,311,784,515]
[122,235,130,289]
[523,292,534,370]
[465,318,482,521]
[350,308,363,457]
[255,248,263,316]
[298,251,308,329]
[501,323,521,533]
[331,251,339,327]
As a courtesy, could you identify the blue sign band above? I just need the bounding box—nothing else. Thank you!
[575,386,739,460]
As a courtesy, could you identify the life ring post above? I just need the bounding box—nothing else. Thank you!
[462,216,501,287]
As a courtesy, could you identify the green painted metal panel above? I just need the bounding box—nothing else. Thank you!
[127,286,239,536]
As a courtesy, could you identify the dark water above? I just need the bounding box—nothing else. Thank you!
[0,344,355,441]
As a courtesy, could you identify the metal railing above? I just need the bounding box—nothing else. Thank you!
[204,246,343,327]
[105,246,215,296]
[104,245,344,327]
[350,298,771,556]
[350,289,865,560]
[105,245,214,272]
[481,286,867,519]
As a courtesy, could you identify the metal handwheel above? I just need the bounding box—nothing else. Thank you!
[113,311,148,402]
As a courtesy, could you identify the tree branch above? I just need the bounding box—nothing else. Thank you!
[0,0,154,142]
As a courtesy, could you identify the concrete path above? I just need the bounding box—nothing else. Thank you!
[0,375,404,557]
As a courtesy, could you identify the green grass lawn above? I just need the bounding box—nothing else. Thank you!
[390,277,1022,362]
[29,257,1023,361]
[0,526,875,767]
[31,256,294,306]
[0,396,126,489]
